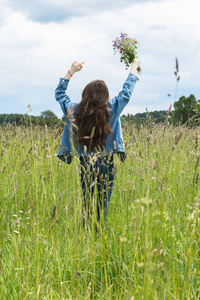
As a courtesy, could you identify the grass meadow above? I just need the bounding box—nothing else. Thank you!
[1,121,200,299]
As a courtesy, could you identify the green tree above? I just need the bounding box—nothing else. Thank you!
[40,110,58,126]
[173,94,197,125]
[189,101,200,126]
[40,110,57,120]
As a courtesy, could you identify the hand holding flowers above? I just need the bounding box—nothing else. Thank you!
[130,58,140,76]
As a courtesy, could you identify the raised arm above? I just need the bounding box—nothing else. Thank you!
[109,58,140,117]
[55,61,84,118]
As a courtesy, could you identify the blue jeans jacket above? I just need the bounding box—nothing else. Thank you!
[55,73,138,164]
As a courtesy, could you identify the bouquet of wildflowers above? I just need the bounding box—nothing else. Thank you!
[113,32,141,72]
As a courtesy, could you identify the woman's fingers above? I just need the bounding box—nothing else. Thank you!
[78,62,84,70]
[78,62,84,68]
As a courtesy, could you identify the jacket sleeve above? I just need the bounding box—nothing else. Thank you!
[109,73,138,117]
[55,78,74,119]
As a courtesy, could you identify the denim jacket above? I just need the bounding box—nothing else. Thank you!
[55,73,138,164]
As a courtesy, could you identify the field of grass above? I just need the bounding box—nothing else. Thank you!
[1,122,200,299]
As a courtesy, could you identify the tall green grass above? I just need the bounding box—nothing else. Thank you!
[1,122,200,299]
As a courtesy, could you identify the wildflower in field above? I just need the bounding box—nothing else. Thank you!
[137,262,144,268]
[27,104,32,112]
[119,236,127,243]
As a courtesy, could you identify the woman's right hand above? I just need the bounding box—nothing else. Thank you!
[130,58,140,76]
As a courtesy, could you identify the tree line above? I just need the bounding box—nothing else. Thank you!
[1,94,199,127]
[121,94,200,127]
[0,110,63,127]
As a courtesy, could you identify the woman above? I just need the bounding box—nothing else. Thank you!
[55,59,140,225]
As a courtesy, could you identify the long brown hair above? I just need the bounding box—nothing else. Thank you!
[75,80,112,150]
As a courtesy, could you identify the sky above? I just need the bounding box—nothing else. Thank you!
[0,0,200,118]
